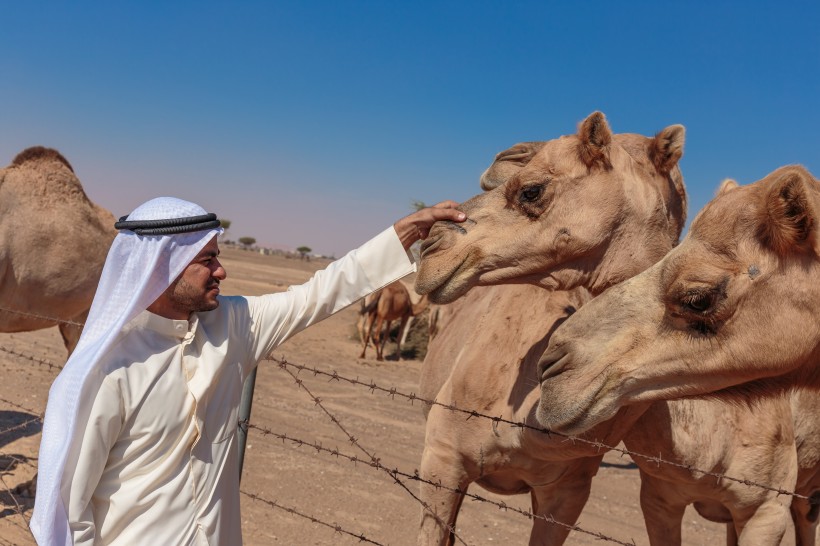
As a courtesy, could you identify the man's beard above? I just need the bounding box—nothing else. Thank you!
[170,277,220,314]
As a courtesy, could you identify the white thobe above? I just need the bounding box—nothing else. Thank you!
[65,227,414,545]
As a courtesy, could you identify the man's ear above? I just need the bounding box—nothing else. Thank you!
[576,111,612,170]
[757,165,819,255]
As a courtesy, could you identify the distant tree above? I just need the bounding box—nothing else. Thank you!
[218,219,232,242]
[296,245,312,261]
[238,236,256,248]
[411,200,427,212]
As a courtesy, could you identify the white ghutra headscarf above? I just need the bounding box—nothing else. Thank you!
[31,197,222,545]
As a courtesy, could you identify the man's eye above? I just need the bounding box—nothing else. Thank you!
[519,185,543,203]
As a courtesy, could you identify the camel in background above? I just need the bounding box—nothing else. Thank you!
[358,281,429,361]
[0,147,115,354]
[414,112,690,545]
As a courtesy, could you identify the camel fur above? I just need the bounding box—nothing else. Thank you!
[415,113,692,545]
[418,117,814,544]
[534,166,820,543]
[0,146,115,354]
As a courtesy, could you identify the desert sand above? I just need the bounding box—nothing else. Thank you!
[0,245,742,545]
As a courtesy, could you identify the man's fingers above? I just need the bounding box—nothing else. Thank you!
[427,208,466,222]
[432,200,461,210]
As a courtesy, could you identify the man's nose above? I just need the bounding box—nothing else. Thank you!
[213,260,227,280]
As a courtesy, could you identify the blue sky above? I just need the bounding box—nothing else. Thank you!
[2,2,818,256]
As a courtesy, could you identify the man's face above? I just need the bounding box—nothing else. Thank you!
[163,236,227,317]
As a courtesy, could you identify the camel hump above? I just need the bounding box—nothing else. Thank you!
[11,146,74,173]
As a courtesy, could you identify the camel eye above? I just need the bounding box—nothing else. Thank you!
[519,184,543,203]
[682,293,713,313]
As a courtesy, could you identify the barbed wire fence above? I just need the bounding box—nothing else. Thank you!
[0,306,815,544]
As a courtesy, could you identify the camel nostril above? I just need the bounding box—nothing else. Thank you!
[537,350,566,384]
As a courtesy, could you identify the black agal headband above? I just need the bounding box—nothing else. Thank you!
[114,213,221,236]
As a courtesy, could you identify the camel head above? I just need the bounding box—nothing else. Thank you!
[415,112,687,303]
[535,165,820,435]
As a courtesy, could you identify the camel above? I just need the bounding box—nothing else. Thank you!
[534,165,820,432]
[415,112,687,301]
[417,121,814,544]
[0,146,115,354]
[415,112,691,545]
[358,281,429,361]
[530,168,820,542]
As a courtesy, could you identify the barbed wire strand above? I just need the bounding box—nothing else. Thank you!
[248,424,637,546]
[0,340,810,506]
[0,306,83,328]
[266,356,814,504]
[240,490,385,545]
[273,359,471,546]
[0,345,64,373]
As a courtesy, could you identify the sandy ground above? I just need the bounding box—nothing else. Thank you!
[0,246,773,545]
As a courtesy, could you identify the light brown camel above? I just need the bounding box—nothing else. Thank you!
[417,123,813,544]
[534,165,820,431]
[532,167,820,543]
[358,281,429,361]
[415,112,690,545]
[0,146,115,354]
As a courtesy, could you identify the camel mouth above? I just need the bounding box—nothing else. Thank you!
[415,254,474,304]
[536,371,613,435]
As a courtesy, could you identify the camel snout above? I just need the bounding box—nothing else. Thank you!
[537,347,568,384]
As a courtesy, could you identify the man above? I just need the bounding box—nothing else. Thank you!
[31,196,465,545]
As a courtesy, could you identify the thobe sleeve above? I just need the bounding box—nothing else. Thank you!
[246,226,415,364]
[65,378,123,546]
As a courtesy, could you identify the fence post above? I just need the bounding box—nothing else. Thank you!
[237,366,258,482]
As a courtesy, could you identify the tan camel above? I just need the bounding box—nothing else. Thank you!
[358,281,429,361]
[418,124,814,544]
[415,112,687,301]
[415,112,690,545]
[0,147,115,354]
[534,165,820,432]
[531,167,820,543]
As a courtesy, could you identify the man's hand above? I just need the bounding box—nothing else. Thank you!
[393,200,466,250]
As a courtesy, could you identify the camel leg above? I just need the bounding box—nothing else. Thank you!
[792,491,819,546]
[59,309,88,356]
[400,315,414,348]
[417,443,471,546]
[359,312,376,359]
[527,456,600,546]
[734,497,792,546]
[395,316,410,360]
[375,318,389,361]
[726,522,738,546]
[638,469,686,546]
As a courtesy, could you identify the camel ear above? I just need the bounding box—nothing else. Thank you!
[650,125,685,174]
[577,111,612,170]
[480,142,545,191]
[716,178,739,196]
[758,166,819,255]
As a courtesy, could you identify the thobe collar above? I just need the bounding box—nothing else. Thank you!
[132,310,199,340]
